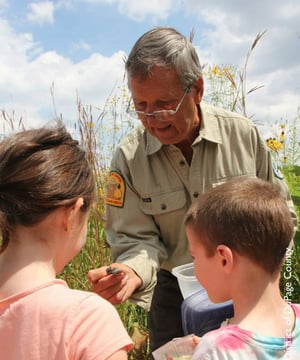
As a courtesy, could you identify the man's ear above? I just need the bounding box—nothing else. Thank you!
[216,244,234,274]
[192,77,204,104]
[62,198,84,232]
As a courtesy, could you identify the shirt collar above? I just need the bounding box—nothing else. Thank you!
[196,102,223,145]
[145,102,222,155]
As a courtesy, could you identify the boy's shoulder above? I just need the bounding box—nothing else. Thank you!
[193,309,300,360]
[292,303,300,318]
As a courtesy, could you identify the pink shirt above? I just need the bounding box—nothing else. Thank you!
[0,279,133,359]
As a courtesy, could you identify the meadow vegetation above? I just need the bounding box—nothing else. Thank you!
[0,33,299,359]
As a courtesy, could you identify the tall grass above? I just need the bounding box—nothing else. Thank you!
[203,30,266,118]
[281,165,300,304]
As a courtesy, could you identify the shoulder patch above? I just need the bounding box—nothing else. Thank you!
[272,161,284,180]
[106,171,126,207]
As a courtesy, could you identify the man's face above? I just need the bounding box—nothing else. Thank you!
[128,66,203,147]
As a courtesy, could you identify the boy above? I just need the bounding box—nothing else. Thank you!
[185,178,300,359]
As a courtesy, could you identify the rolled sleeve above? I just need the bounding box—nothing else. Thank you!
[105,146,168,310]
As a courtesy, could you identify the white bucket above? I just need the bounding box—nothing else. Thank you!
[172,262,204,299]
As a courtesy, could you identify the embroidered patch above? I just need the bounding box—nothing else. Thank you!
[272,161,284,180]
[106,171,126,207]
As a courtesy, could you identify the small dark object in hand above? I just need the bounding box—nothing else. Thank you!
[106,266,122,275]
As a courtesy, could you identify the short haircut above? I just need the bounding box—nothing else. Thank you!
[125,27,203,90]
[185,178,294,274]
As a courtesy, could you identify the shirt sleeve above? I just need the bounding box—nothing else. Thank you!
[105,146,168,311]
[68,294,133,360]
[191,329,252,360]
[192,333,224,360]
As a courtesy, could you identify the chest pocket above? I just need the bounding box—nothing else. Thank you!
[139,190,187,215]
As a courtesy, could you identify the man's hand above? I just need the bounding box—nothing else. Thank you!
[87,263,142,305]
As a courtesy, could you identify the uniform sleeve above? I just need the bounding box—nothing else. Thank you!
[253,126,298,234]
[105,147,168,311]
[68,294,133,360]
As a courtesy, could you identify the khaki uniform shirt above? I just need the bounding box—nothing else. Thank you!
[105,103,297,310]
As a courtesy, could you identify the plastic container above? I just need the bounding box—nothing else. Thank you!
[173,262,234,336]
[181,289,234,337]
[152,334,197,360]
[172,263,203,299]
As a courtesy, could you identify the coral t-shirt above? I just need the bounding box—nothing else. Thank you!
[192,304,300,359]
[0,279,133,359]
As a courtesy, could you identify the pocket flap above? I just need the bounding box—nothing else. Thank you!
[140,190,186,215]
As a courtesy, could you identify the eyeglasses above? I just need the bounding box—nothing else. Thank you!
[126,88,190,122]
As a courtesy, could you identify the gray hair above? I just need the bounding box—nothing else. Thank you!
[125,27,203,90]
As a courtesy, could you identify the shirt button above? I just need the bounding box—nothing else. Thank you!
[179,160,185,166]
[161,204,167,210]
[193,192,199,198]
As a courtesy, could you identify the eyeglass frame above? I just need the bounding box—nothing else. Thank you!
[126,87,190,122]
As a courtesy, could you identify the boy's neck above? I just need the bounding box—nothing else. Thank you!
[230,262,294,337]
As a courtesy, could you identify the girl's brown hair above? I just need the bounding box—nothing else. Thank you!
[0,125,95,253]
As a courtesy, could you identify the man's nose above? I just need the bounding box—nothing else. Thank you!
[143,113,160,125]
[144,103,156,114]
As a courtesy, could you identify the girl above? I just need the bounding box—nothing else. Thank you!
[0,125,133,359]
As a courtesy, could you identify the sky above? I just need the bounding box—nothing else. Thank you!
[0,0,299,136]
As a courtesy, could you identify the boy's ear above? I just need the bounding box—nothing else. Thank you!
[216,244,234,274]
[62,198,84,232]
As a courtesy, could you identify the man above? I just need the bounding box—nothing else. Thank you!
[88,27,297,351]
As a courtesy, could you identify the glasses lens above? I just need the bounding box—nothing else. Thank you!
[144,111,172,122]
[152,111,168,121]
[127,89,188,121]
